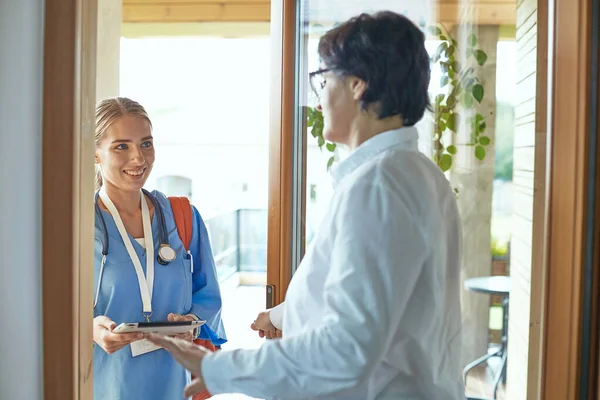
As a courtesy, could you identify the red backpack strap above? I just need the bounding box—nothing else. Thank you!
[170,196,217,399]
[169,196,193,251]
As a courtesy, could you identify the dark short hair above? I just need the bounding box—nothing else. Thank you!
[318,11,431,126]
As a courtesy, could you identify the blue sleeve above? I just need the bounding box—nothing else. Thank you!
[188,205,227,346]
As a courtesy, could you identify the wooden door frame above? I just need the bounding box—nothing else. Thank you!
[594,2,600,394]
[40,0,598,398]
[267,0,296,305]
[42,0,97,398]
[540,0,597,398]
[590,0,600,396]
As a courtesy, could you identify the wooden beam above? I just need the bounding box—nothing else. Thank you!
[121,22,270,37]
[123,3,270,22]
[436,3,515,25]
[124,0,264,3]
[122,1,516,25]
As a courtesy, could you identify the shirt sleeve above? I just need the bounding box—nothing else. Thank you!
[201,181,429,398]
[268,302,285,330]
[187,205,227,345]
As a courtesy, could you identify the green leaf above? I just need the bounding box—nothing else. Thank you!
[428,26,442,36]
[326,142,336,152]
[472,84,484,103]
[479,136,491,145]
[312,117,323,135]
[326,156,335,170]
[439,119,447,132]
[474,49,488,66]
[447,45,455,57]
[435,93,445,105]
[448,69,455,79]
[318,136,325,147]
[447,95,457,108]
[447,145,457,155]
[310,125,319,138]
[433,42,448,63]
[452,39,458,46]
[464,77,476,89]
[440,62,449,75]
[447,112,457,132]
[475,145,486,160]
[440,76,449,87]
[461,93,474,108]
[478,121,487,133]
[440,35,447,40]
[468,33,478,47]
[306,107,315,125]
[475,113,485,125]
[439,154,453,172]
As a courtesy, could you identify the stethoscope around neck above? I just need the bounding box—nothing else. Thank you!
[93,188,176,308]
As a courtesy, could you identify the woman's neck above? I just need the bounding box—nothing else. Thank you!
[347,113,404,151]
[102,184,142,216]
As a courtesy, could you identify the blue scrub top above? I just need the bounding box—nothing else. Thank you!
[93,190,227,400]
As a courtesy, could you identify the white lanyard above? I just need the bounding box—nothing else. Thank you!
[99,189,155,322]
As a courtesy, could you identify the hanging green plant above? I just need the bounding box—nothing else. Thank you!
[427,24,492,172]
[306,106,336,170]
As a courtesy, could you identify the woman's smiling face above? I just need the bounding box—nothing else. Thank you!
[95,115,155,193]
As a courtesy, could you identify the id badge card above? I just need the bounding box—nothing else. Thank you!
[130,339,161,357]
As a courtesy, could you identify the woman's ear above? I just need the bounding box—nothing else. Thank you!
[350,77,367,101]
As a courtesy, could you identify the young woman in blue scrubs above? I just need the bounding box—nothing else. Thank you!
[92,97,227,399]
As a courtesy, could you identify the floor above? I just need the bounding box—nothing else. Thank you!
[211,285,266,400]
[212,284,506,400]
[465,352,506,400]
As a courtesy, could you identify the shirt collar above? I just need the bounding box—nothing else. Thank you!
[330,126,419,184]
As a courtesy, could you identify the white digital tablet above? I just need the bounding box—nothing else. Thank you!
[113,320,205,335]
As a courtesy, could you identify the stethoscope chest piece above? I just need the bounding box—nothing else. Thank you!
[158,244,176,265]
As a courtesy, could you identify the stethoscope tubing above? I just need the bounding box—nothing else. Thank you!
[93,189,172,308]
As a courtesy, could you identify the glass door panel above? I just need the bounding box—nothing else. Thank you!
[292,1,539,398]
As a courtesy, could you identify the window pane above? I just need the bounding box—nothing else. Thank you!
[120,37,270,370]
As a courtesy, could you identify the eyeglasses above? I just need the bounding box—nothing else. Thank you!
[309,68,333,100]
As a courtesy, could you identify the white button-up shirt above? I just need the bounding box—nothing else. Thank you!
[202,127,464,400]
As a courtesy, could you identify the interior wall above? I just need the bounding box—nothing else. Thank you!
[0,1,44,399]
